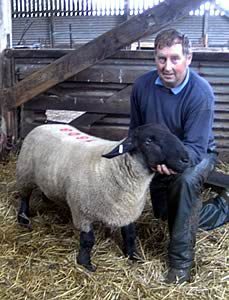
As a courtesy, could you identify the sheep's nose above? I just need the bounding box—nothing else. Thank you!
[181,158,189,164]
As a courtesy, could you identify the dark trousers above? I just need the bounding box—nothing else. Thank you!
[150,152,228,269]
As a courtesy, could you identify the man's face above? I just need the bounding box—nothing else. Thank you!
[155,43,192,88]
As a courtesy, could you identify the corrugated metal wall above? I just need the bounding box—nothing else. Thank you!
[139,16,204,46]
[139,15,229,47]
[53,15,126,47]
[12,15,229,48]
[12,17,51,47]
[12,15,126,48]
[208,16,229,47]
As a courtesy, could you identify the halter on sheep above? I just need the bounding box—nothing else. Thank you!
[16,123,189,271]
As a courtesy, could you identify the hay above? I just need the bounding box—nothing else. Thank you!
[0,156,228,300]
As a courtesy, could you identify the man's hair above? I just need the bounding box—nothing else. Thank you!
[155,28,191,55]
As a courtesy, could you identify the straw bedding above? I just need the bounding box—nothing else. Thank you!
[0,155,228,300]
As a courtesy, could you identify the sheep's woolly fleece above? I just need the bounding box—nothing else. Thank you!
[0,155,228,300]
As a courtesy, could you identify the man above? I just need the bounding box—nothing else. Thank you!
[129,28,229,284]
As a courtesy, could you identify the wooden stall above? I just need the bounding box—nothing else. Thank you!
[3,47,229,162]
[1,0,229,162]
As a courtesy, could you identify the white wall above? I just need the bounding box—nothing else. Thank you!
[0,0,12,52]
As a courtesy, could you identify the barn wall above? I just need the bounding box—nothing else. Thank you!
[12,15,126,48]
[7,48,229,161]
[12,15,229,49]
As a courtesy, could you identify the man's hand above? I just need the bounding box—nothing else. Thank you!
[156,164,177,175]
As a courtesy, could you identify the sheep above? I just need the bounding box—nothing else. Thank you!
[16,123,189,271]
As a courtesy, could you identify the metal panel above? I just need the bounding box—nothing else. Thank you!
[52,15,126,48]
[139,15,203,46]
[138,15,229,47]
[208,16,229,47]
[12,17,51,47]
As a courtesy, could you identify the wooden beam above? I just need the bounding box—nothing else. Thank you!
[70,113,106,127]
[4,0,206,109]
[202,10,209,47]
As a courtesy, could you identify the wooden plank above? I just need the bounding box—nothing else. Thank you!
[25,84,132,114]
[70,113,106,127]
[104,84,132,101]
[14,54,229,85]
[213,123,229,130]
[214,112,229,121]
[3,0,206,109]
[96,116,130,126]
[15,65,229,85]
[25,95,130,114]
[15,62,155,82]
[56,82,126,90]
[5,48,229,62]
[215,96,229,104]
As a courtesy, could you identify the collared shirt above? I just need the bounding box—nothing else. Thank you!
[155,68,190,95]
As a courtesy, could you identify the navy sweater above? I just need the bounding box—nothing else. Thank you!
[129,69,216,165]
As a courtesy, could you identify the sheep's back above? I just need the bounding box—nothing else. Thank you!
[16,124,118,200]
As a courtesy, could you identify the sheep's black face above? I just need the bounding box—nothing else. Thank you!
[135,124,190,173]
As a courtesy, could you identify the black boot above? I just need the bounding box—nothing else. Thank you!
[165,267,191,284]
[199,189,229,230]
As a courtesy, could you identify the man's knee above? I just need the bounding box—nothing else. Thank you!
[171,168,203,193]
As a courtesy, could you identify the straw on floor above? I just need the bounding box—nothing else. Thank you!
[0,156,228,300]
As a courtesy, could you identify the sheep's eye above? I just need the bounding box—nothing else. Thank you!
[145,137,153,145]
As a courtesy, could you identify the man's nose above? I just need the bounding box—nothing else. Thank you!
[164,59,173,71]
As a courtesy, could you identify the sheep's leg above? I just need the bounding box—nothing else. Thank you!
[17,196,31,227]
[77,229,96,272]
[121,223,138,260]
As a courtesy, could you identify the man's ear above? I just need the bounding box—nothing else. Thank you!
[187,52,192,66]
[102,136,135,159]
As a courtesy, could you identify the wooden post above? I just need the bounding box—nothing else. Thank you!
[49,16,55,48]
[0,0,14,158]
[124,0,130,19]
[202,10,209,47]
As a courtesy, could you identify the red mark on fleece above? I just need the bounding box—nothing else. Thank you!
[68,132,80,136]
[60,128,73,132]
[59,127,94,142]
[75,136,89,139]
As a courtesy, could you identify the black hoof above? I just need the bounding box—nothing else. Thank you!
[84,263,96,272]
[17,212,31,227]
[128,251,141,262]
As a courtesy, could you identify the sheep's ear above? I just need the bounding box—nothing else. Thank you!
[102,137,135,159]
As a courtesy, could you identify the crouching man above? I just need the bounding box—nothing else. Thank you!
[128,28,229,284]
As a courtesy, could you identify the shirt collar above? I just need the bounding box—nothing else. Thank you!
[155,68,190,95]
